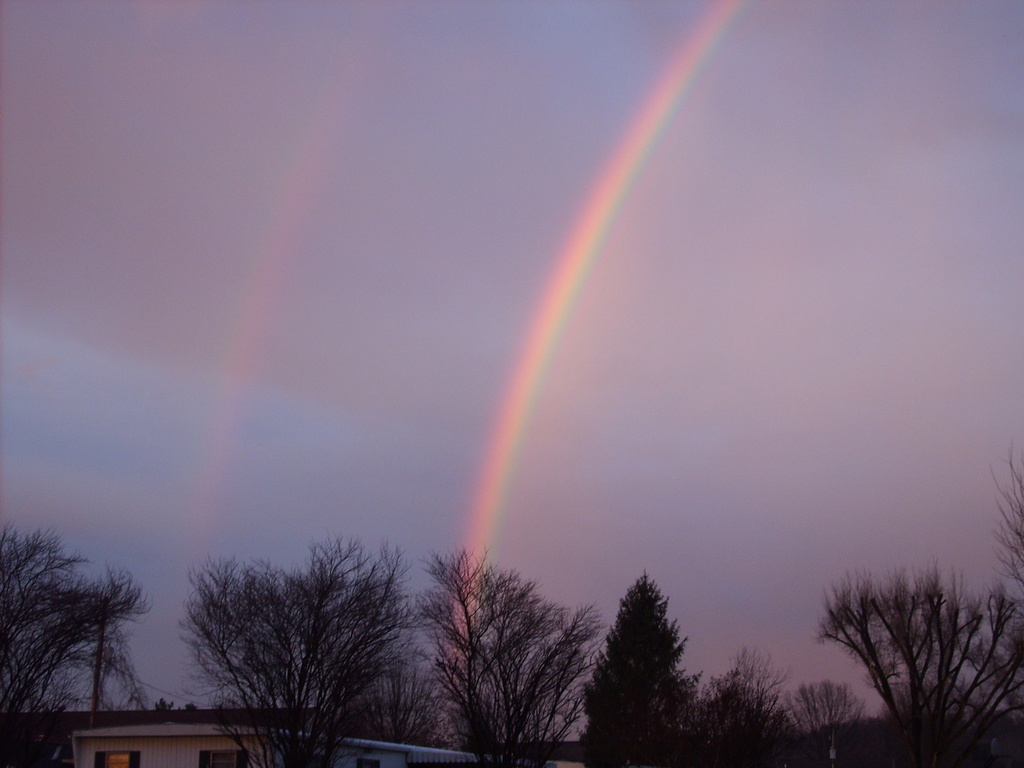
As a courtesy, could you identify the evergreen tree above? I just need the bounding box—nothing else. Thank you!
[583,574,697,768]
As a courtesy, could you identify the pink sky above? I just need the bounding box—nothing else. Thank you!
[3,0,1024,707]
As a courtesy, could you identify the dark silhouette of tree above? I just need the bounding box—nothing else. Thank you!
[88,567,149,720]
[819,568,1024,768]
[692,649,793,768]
[420,550,601,768]
[183,538,410,768]
[779,715,912,768]
[994,450,1024,590]
[360,652,449,746]
[0,526,148,768]
[582,573,697,768]
[785,680,865,763]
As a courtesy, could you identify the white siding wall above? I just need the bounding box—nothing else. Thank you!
[77,735,413,768]
[77,735,247,768]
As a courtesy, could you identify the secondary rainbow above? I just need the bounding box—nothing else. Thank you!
[188,90,343,535]
[465,0,746,556]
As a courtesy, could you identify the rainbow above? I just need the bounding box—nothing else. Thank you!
[188,89,345,537]
[464,0,746,556]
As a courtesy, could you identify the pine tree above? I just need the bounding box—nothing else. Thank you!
[582,574,697,768]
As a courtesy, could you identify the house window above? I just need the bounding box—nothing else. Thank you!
[357,759,380,768]
[199,749,247,768]
[210,753,237,768]
[95,751,140,768]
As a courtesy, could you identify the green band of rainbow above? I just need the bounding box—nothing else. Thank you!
[465,0,745,556]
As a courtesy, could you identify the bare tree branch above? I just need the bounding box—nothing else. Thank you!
[693,649,793,768]
[359,651,450,746]
[183,538,411,768]
[420,550,601,768]
[785,680,865,762]
[0,527,148,768]
[819,568,1024,768]
[88,568,150,721]
[994,449,1024,589]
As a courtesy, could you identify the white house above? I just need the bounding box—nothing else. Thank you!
[72,724,477,768]
[73,724,256,768]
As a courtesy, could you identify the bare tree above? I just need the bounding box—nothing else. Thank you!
[359,652,450,746]
[88,568,150,721]
[994,450,1024,589]
[0,527,148,767]
[420,550,601,768]
[691,648,793,768]
[819,568,1024,768]
[785,680,865,763]
[183,538,410,768]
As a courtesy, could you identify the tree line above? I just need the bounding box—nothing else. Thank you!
[5,455,1024,768]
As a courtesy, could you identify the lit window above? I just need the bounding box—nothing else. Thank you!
[106,754,131,768]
